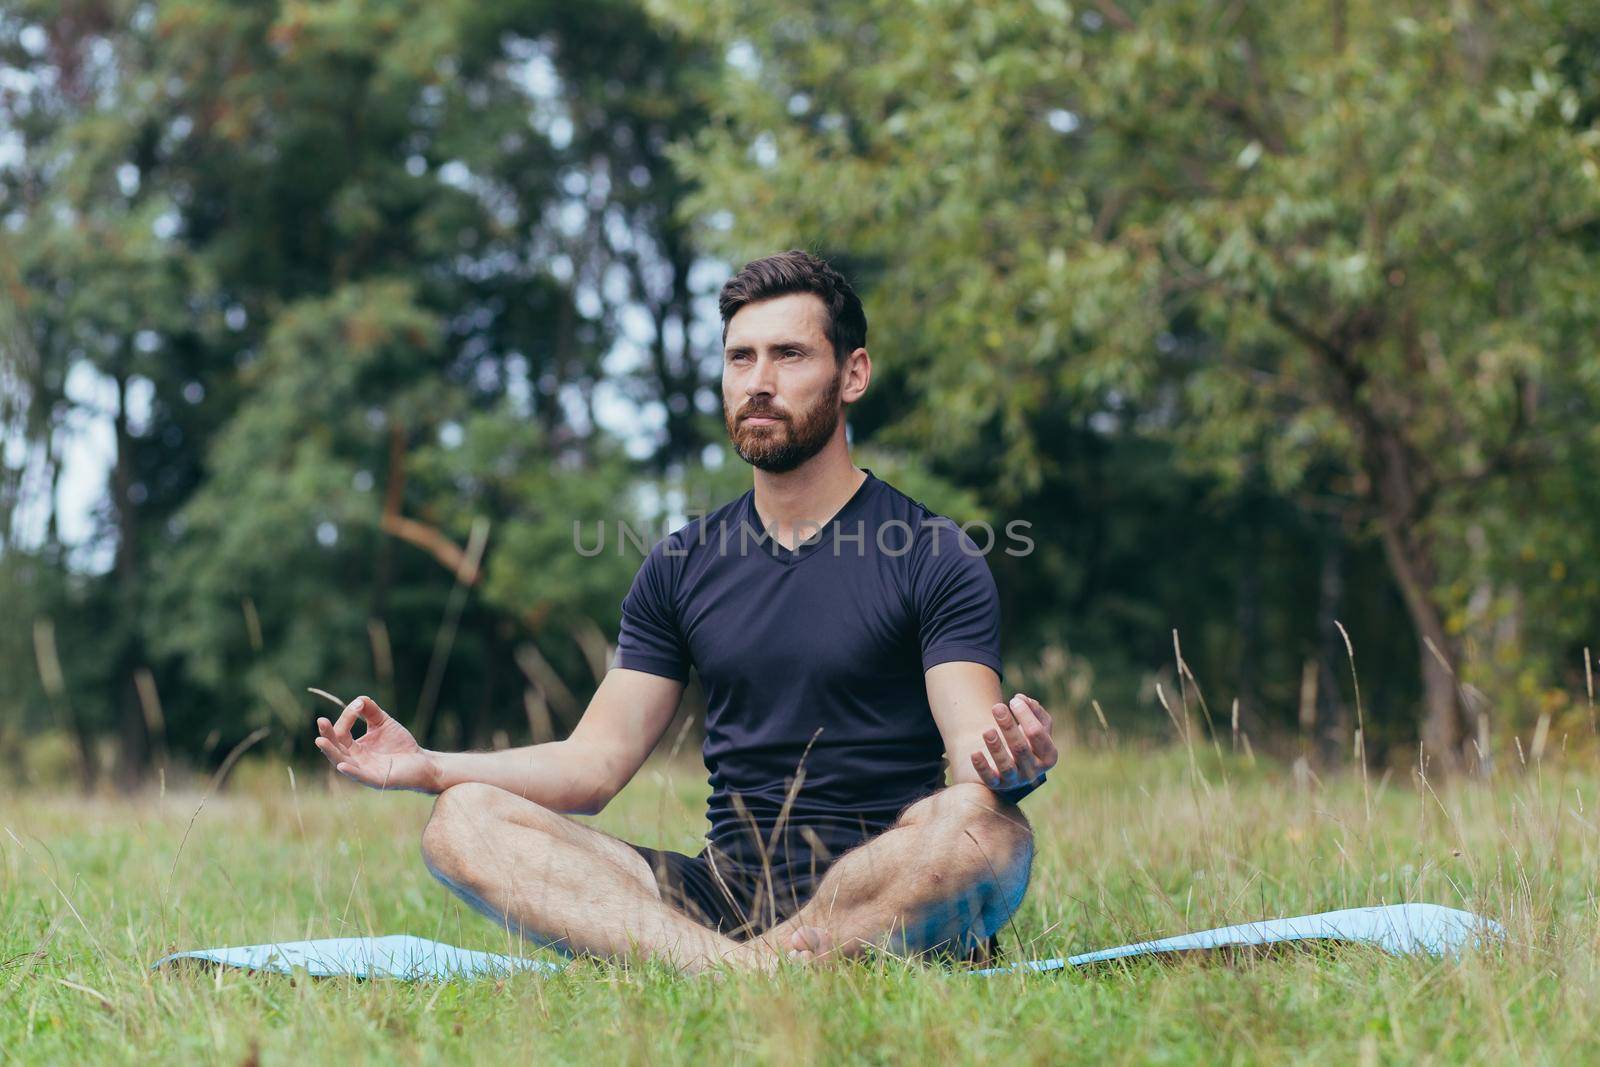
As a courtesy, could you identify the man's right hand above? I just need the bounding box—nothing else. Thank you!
[314,695,441,793]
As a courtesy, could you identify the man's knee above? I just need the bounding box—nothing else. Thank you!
[882,784,1034,950]
[420,782,535,882]
[904,783,1030,847]
[897,783,1033,899]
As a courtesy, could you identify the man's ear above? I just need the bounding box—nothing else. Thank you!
[842,347,871,404]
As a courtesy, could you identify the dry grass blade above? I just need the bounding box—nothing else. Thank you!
[1155,682,1206,799]
[1530,714,1551,764]
[53,976,114,1011]
[1587,647,1595,736]
[1334,620,1370,826]
[764,727,825,860]
[307,687,346,709]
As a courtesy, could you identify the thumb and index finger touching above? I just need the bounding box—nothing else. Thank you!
[326,694,388,742]
[312,693,388,765]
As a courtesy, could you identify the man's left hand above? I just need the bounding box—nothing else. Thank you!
[969,692,1058,794]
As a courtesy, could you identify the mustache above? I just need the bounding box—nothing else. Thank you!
[739,405,787,420]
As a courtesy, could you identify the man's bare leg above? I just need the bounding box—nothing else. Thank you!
[733,782,1034,964]
[419,782,756,973]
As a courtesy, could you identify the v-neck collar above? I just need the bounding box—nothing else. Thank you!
[743,468,877,567]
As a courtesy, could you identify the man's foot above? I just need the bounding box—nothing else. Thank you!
[712,926,838,971]
[707,938,782,975]
[785,925,836,963]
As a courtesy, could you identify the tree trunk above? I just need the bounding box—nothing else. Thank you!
[109,368,151,790]
[1229,465,1268,739]
[1234,506,1262,731]
[1375,516,1467,770]
[1281,307,1473,771]
[1314,520,1348,763]
[71,708,99,791]
[1363,402,1470,769]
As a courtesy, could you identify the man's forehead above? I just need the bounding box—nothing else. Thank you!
[724,293,828,348]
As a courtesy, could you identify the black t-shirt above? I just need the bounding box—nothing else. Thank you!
[614,468,1003,870]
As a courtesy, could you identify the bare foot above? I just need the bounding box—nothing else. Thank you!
[708,926,849,973]
[786,926,835,964]
[707,939,782,976]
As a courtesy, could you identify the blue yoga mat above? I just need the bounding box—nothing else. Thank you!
[972,902,1501,976]
[152,903,1500,981]
[152,935,561,980]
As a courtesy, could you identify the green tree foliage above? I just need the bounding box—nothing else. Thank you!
[653,0,1600,766]
[0,0,722,783]
[4,0,1596,785]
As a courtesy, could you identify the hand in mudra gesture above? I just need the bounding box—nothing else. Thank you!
[314,695,440,793]
[969,692,1058,798]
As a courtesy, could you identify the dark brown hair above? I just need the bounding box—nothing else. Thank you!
[718,249,867,362]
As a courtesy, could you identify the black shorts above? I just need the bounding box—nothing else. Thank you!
[628,836,1003,965]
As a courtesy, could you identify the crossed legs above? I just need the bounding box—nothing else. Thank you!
[419,782,745,972]
[743,783,1034,963]
[419,781,1033,973]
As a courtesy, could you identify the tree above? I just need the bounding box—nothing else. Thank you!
[654,0,1600,767]
[0,0,725,783]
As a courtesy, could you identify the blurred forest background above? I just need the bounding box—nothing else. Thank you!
[2,0,1598,790]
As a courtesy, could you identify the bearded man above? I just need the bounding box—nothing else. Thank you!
[313,250,1057,971]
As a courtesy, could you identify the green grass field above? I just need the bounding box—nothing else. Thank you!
[3,746,1596,1065]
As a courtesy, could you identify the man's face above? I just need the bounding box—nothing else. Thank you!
[721,293,846,473]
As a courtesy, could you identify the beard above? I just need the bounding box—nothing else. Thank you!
[724,367,843,473]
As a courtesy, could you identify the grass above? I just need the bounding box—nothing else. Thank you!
[2,744,1597,1065]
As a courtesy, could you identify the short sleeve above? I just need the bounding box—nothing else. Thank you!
[913,519,1004,682]
[614,538,691,682]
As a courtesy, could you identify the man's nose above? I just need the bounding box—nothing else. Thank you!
[745,355,778,397]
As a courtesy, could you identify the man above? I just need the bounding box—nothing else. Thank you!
[313,250,1057,973]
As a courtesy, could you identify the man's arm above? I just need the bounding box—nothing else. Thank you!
[925,660,1058,794]
[313,666,685,815]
